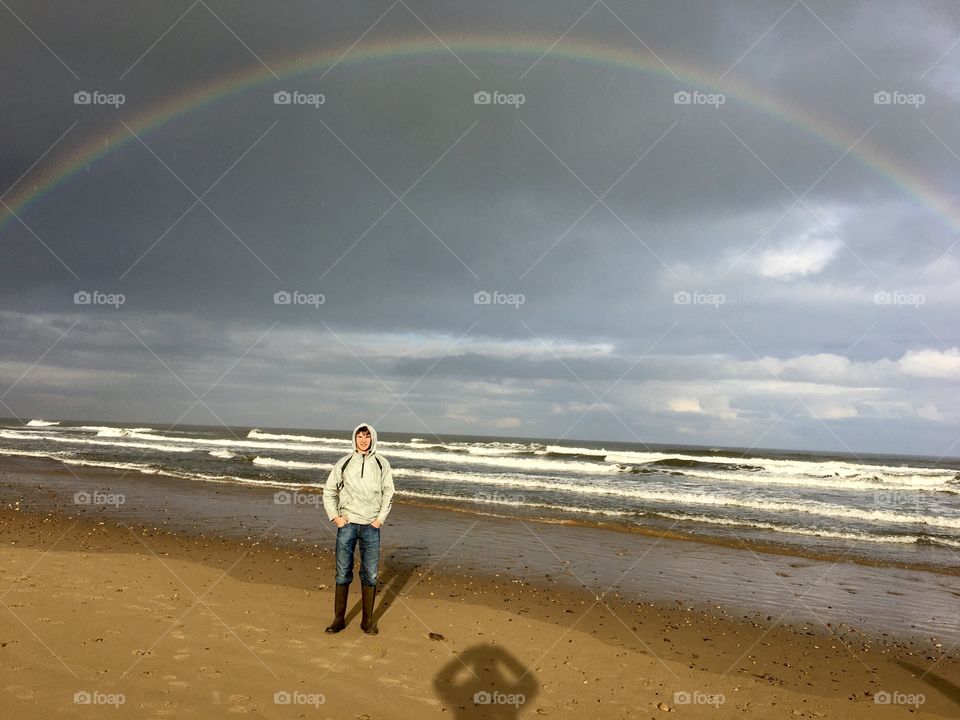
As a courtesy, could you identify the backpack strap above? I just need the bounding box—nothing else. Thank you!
[338,454,383,484]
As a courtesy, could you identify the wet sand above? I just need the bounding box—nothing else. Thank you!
[1,507,959,718]
[2,455,958,645]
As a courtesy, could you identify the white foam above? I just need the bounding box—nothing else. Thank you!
[209,450,235,459]
[246,429,344,444]
[926,536,960,549]
[605,450,957,485]
[673,468,955,492]
[253,456,331,471]
[382,445,611,474]
[395,488,625,516]
[393,466,960,530]
[541,445,608,457]
[94,427,154,437]
[57,457,296,489]
[0,448,70,459]
[652,512,922,544]
[26,419,59,426]
[129,431,347,454]
[0,429,195,453]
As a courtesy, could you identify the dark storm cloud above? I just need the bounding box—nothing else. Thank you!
[1,0,959,453]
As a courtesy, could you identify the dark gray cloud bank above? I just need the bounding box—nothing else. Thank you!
[1,0,958,455]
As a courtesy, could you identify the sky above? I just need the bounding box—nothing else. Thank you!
[1,0,958,456]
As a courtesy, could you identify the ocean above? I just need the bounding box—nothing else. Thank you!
[2,418,959,570]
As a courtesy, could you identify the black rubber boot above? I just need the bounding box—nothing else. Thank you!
[325,584,349,633]
[360,585,378,635]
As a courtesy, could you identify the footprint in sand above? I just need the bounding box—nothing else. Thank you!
[226,694,254,713]
[162,675,189,688]
[173,648,190,661]
[3,684,35,700]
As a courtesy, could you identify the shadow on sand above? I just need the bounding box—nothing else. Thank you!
[894,659,960,708]
[343,561,419,629]
[433,644,539,719]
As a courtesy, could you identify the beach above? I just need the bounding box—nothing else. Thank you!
[2,456,959,718]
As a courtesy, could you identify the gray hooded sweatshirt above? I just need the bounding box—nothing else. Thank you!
[323,423,395,525]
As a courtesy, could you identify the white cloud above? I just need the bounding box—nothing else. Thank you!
[756,238,841,278]
[899,348,960,378]
[668,397,702,413]
[804,400,859,419]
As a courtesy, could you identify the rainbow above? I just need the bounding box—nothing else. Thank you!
[1,34,956,236]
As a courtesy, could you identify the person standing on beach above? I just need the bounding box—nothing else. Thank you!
[323,423,394,635]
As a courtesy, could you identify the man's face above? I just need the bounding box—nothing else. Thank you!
[355,429,371,453]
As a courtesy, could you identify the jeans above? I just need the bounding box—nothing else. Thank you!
[335,522,380,587]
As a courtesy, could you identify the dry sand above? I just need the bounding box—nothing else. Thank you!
[1,508,957,719]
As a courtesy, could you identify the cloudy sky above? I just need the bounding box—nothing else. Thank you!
[1,0,958,456]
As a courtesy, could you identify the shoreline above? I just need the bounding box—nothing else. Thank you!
[394,496,960,577]
[2,508,959,718]
[4,452,959,577]
[3,454,960,648]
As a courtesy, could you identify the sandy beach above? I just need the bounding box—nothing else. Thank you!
[2,475,958,718]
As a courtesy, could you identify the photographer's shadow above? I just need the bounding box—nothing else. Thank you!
[433,644,539,719]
